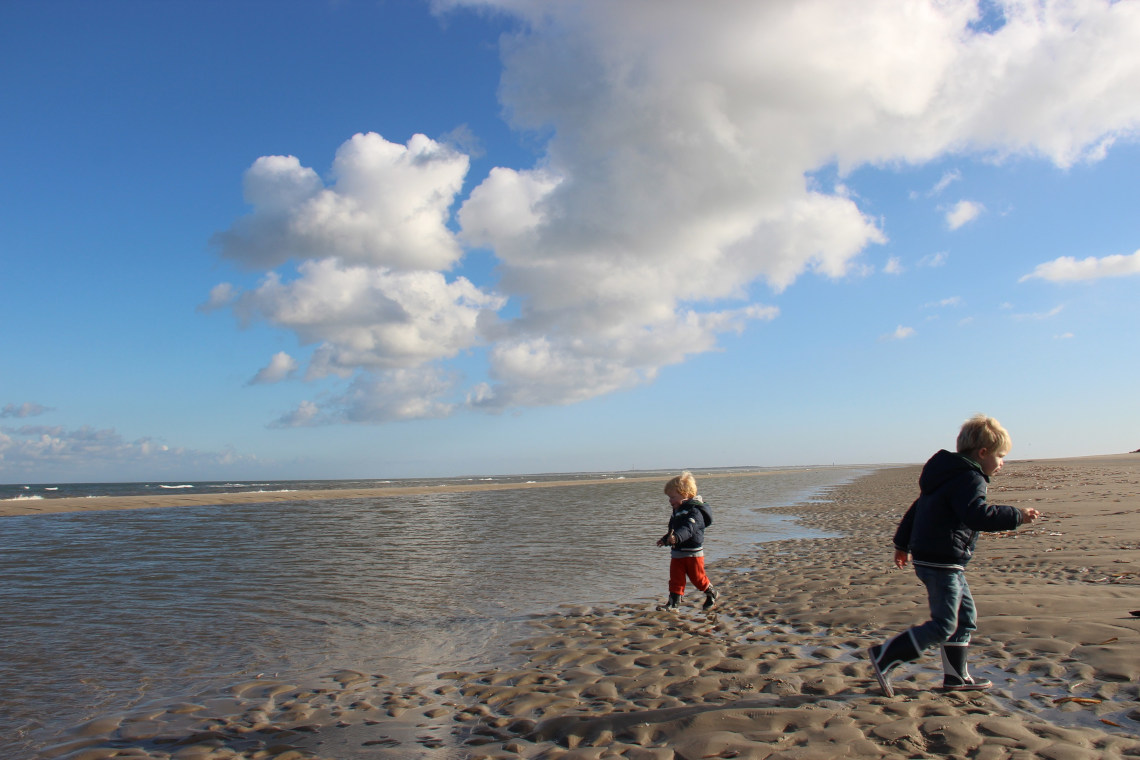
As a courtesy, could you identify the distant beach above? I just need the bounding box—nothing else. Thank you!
[0,467,848,518]
[7,455,1140,759]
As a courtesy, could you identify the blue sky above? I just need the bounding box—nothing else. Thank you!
[2,0,1139,483]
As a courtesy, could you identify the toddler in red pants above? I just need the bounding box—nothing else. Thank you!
[656,471,718,611]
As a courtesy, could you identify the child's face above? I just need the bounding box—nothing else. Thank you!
[666,490,685,508]
[977,447,1007,477]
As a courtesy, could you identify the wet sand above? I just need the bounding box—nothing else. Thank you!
[30,454,1140,759]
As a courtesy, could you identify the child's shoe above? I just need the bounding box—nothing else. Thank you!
[938,644,992,691]
[867,631,920,697]
[658,593,681,611]
[702,586,719,610]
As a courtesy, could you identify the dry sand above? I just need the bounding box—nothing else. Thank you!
[32,454,1140,759]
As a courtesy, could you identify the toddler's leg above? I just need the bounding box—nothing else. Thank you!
[669,558,687,596]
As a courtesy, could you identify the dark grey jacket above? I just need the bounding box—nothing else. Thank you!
[893,449,1022,569]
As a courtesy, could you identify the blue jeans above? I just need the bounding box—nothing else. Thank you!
[909,565,976,650]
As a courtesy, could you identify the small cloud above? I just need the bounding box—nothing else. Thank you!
[440,123,485,160]
[945,200,985,230]
[929,170,961,196]
[1054,332,1074,339]
[883,257,903,275]
[1013,305,1064,321]
[882,325,916,341]
[1020,249,1140,282]
[919,252,948,268]
[958,316,974,326]
[249,351,299,385]
[924,296,961,308]
[199,282,238,312]
[1,402,53,419]
[271,400,321,428]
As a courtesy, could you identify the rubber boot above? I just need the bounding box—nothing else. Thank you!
[659,593,681,611]
[939,643,992,691]
[867,631,921,697]
[702,585,719,610]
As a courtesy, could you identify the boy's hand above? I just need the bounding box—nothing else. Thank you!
[1018,506,1041,524]
[894,549,909,569]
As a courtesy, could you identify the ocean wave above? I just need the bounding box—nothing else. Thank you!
[2,495,44,501]
[159,485,195,490]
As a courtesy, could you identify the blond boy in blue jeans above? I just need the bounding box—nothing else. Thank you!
[869,414,1040,696]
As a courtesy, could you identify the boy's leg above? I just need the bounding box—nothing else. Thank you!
[669,558,687,596]
[939,577,991,690]
[910,566,966,650]
[867,630,920,697]
[686,557,711,591]
[684,556,719,610]
[868,565,961,697]
[658,559,686,610]
[947,575,978,644]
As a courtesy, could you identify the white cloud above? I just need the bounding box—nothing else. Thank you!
[0,424,258,479]
[270,400,320,428]
[1013,304,1065,320]
[474,305,778,409]
[929,170,962,196]
[214,0,1140,423]
[232,258,504,378]
[212,133,469,272]
[1055,332,1074,339]
[1020,249,1140,282]
[883,325,916,341]
[1,402,53,418]
[924,296,962,308]
[919,252,949,268]
[883,257,903,275]
[271,369,457,426]
[945,199,985,230]
[250,352,299,385]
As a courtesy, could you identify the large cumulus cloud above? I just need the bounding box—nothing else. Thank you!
[212,0,1140,425]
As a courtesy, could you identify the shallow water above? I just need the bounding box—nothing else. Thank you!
[0,467,866,756]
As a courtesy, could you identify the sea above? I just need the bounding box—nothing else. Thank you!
[0,466,872,757]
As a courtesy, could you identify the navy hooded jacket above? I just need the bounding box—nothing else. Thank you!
[666,498,713,558]
[893,449,1022,569]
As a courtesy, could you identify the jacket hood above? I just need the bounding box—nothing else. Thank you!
[688,498,713,528]
[918,449,987,495]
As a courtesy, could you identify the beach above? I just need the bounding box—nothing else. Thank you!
[23,454,1140,759]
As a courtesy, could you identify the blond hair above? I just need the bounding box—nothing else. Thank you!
[664,471,698,500]
[956,414,1011,457]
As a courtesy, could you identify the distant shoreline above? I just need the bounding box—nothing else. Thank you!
[3,453,1134,519]
[0,467,852,518]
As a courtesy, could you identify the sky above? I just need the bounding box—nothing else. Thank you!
[2,0,1139,484]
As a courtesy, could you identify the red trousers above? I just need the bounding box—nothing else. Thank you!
[669,556,711,596]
